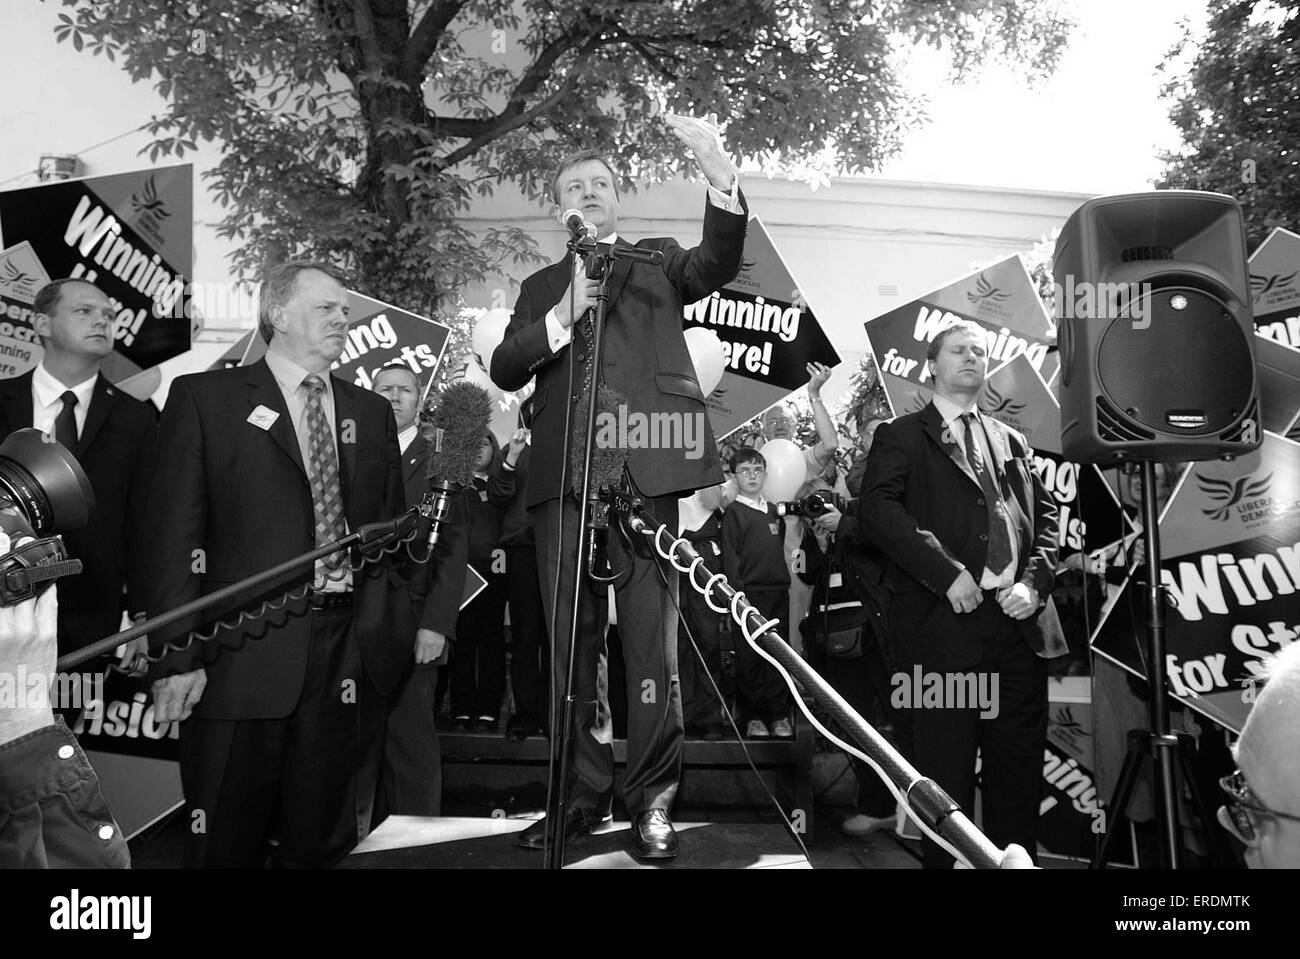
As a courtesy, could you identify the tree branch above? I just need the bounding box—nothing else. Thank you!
[350,0,385,73]
[403,0,469,83]
[432,72,583,172]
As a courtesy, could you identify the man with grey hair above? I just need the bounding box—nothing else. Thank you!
[1217,641,1300,868]
[146,261,411,867]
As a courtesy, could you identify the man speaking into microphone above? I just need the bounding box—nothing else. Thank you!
[491,115,746,859]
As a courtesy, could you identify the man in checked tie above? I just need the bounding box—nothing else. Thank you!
[860,319,1067,868]
[147,262,410,867]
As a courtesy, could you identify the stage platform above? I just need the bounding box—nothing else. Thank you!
[340,815,812,869]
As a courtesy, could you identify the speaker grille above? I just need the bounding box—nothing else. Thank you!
[1096,395,1156,442]
[1096,286,1254,436]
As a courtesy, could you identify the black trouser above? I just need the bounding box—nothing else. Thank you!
[535,490,682,815]
[906,599,1048,869]
[376,597,442,819]
[179,607,385,868]
[734,587,791,723]
[677,565,724,727]
[450,571,508,720]
[504,543,549,728]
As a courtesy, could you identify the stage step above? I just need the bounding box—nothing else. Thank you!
[342,815,812,869]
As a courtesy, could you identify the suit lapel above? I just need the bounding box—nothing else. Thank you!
[404,433,428,486]
[601,239,636,311]
[0,372,34,434]
[245,360,305,476]
[920,402,981,492]
[333,376,358,513]
[78,375,114,454]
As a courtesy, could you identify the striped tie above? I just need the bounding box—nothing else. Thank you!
[302,374,348,569]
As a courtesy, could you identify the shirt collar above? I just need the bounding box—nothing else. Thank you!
[398,424,418,454]
[265,348,332,400]
[932,392,980,428]
[735,492,769,512]
[33,362,97,410]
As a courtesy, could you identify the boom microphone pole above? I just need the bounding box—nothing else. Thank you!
[56,510,421,672]
[609,487,1005,869]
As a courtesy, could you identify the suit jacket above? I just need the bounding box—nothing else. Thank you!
[0,370,157,656]
[145,359,410,719]
[490,196,747,507]
[858,401,1067,672]
[402,431,466,642]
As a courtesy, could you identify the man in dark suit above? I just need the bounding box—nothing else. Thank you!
[0,278,156,663]
[490,115,746,859]
[372,361,466,818]
[147,262,410,868]
[860,319,1067,868]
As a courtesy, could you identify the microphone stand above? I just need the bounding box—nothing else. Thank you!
[545,232,661,870]
[56,510,421,672]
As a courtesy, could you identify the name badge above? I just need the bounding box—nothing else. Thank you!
[829,572,843,589]
[479,489,489,503]
[247,405,279,431]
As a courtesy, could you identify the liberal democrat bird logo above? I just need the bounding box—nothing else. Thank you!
[130,175,171,221]
[978,383,1026,418]
[966,272,1012,305]
[1,260,33,286]
[1196,472,1272,521]
[1250,271,1298,300]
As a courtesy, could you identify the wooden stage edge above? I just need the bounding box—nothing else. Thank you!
[341,815,812,869]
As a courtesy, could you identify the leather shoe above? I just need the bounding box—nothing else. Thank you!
[630,809,679,860]
[514,807,605,850]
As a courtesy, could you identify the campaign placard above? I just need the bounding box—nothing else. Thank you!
[1091,431,1300,732]
[0,164,193,379]
[863,255,1058,423]
[682,216,841,438]
[1250,227,1300,348]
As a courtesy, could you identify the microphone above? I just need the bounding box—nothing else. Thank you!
[560,208,592,238]
[421,382,493,550]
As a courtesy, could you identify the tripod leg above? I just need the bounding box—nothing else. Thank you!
[1177,736,1231,868]
[1093,731,1147,869]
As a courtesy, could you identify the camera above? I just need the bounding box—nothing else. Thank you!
[0,429,96,606]
[776,491,846,518]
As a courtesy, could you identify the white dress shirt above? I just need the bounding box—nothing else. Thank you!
[32,363,97,442]
[931,394,1018,589]
[398,423,418,455]
[264,348,351,591]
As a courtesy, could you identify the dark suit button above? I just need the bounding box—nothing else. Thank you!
[572,393,580,404]
[977,498,985,507]
[575,351,587,364]
[979,533,988,542]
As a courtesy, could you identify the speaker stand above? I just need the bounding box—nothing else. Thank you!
[1092,461,1225,869]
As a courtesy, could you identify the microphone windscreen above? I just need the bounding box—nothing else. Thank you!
[425,382,493,487]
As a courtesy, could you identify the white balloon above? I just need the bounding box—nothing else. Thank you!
[472,308,512,369]
[461,359,504,404]
[759,438,807,502]
[683,327,725,396]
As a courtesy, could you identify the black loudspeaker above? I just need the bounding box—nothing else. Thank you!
[1052,191,1262,466]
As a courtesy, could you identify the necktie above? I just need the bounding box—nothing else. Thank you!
[302,375,348,570]
[54,391,79,453]
[568,308,597,498]
[960,412,1013,578]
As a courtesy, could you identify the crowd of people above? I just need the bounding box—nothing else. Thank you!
[1,118,1296,870]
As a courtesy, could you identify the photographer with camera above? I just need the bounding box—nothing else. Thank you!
[793,477,899,838]
[0,586,129,868]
